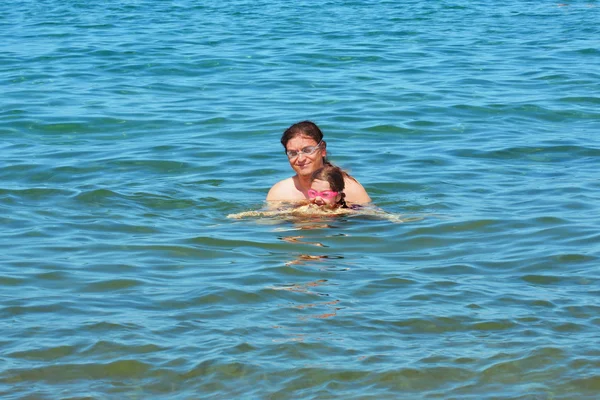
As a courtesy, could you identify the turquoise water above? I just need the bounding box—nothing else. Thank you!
[2,1,600,398]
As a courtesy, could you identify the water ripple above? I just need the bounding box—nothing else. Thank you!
[2,0,600,398]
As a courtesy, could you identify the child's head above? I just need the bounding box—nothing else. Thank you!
[308,166,346,208]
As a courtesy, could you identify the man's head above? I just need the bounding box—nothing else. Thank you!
[281,121,328,178]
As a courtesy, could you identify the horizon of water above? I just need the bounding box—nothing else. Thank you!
[2,1,600,398]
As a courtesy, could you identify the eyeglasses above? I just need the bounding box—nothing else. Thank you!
[285,141,322,159]
[308,189,339,200]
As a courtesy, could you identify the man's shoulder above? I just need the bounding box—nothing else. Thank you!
[269,177,295,192]
[267,177,298,201]
[343,175,371,204]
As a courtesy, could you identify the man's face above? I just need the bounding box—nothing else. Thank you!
[285,136,326,178]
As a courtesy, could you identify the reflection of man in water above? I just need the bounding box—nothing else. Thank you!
[266,121,371,204]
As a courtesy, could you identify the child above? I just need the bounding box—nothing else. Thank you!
[308,165,349,210]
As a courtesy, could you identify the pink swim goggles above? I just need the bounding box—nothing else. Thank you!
[307,189,339,200]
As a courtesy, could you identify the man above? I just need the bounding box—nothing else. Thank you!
[266,121,371,204]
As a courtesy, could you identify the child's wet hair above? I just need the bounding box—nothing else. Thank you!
[311,165,345,192]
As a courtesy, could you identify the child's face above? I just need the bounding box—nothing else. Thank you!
[308,179,340,207]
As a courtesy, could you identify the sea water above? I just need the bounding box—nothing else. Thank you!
[2,1,600,398]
